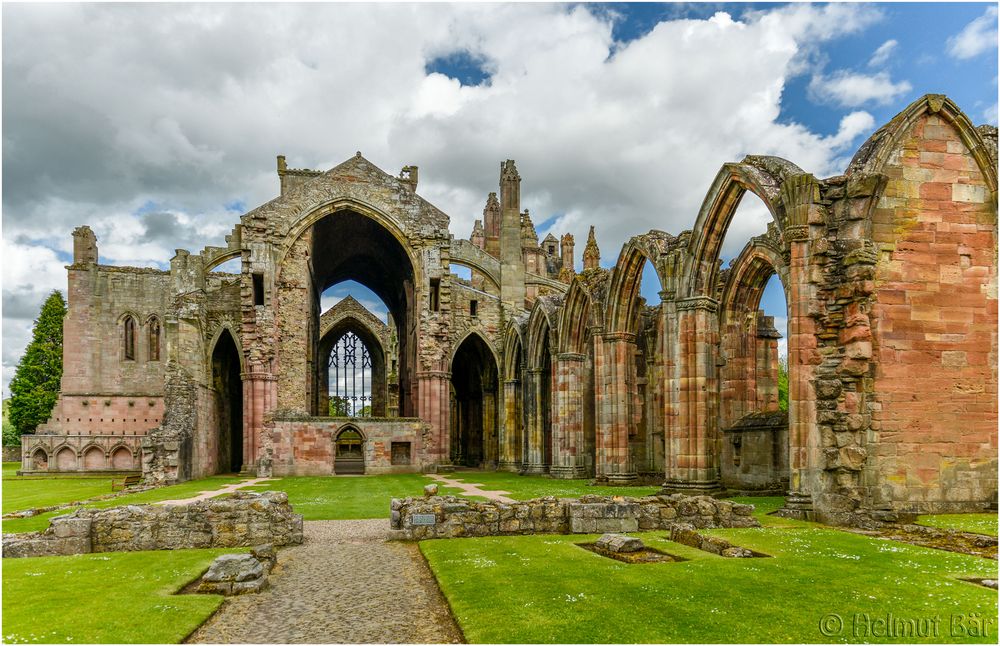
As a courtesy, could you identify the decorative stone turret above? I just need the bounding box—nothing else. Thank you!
[483,192,501,257]
[541,233,559,256]
[583,225,601,270]
[521,210,538,247]
[499,160,525,307]
[560,233,575,272]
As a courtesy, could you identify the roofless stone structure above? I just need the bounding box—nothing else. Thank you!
[22,95,997,524]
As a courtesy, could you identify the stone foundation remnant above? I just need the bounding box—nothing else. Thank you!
[390,493,758,540]
[669,522,760,558]
[2,492,303,558]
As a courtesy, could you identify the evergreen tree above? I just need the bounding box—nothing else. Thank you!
[8,291,66,436]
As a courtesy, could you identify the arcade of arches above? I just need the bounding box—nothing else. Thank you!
[22,95,998,525]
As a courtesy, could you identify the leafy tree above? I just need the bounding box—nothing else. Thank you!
[8,291,66,437]
[329,396,350,417]
[777,357,789,412]
[2,399,19,446]
[358,405,372,417]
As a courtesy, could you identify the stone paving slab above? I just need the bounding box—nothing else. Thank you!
[428,474,515,503]
[186,519,463,644]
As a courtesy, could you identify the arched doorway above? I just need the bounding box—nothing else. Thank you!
[211,329,244,473]
[450,334,500,467]
[307,211,416,418]
[334,427,365,474]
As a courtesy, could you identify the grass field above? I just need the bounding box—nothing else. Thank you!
[2,475,247,534]
[244,474,463,519]
[433,470,661,500]
[1,549,238,644]
[916,513,998,536]
[422,520,998,643]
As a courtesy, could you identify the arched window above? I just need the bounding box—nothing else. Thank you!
[123,316,136,361]
[148,317,160,361]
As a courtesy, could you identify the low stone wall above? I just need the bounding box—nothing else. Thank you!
[390,494,758,540]
[3,446,21,462]
[2,491,303,558]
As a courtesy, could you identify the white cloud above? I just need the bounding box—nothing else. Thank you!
[2,2,889,391]
[947,6,998,59]
[808,70,912,107]
[868,39,898,67]
[984,102,999,126]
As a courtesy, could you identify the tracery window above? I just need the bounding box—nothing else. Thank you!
[328,331,372,416]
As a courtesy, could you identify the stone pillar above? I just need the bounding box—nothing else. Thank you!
[596,332,637,484]
[482,389,498,468]
[523,367,548,474]
[661,298,722,494]
[778,174,821,519]
[755,313,781,413]
[499,379,522,471]
[417,371,452,469]
[243,368,277,475]
[550,353,588,478]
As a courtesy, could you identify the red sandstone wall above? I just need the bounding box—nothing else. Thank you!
[42,265,171,436]
[270,418,431,475]
[869,112,998,511]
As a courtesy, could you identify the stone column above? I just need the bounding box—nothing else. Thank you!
[522,367,548,474]
[778,174,821,519]
[550,353,588,478]
[243,367,277,476]
[482,389,498,468]
[417,370,452,469]
[498,378,522,471]
[596,332,637,484]
[661,298,721,494]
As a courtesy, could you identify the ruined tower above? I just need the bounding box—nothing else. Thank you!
[499,160,525,307]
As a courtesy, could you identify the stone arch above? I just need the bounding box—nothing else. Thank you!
[82,444,106,470]
[605,232,673,335]
[210,328,244,474]
[110,445,136,470]
[449,238,502,292]
[204,249,242,273]
[681,157,799,299]
[207,323,246,373]
[524,296,561,472]
[118,311,140,361]
[499,316,527,471]
[319,302,389,418]
[450,331,500,467]
[55,446,77,471]
[146,314,161,362]
[333,424,366,474]
[32,447,49,470]
[450,327,501,371]
[276,199,421,418]
[557,277,596,355]
[848,93,998,199]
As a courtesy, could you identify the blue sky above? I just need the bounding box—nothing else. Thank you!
[3,2,997,385]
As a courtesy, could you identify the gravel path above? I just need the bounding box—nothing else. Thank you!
[187,519,464,644]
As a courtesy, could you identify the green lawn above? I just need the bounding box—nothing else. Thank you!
[436,470,661,500]
[2,474,117,515]
[422,525,998,643]
[244,474,463,519]
[2,475,247,534]
[4,461,22,477]
[916,514,998,537]
[2,548,238,644]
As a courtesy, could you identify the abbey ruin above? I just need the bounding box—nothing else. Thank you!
[20,94,998,525]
